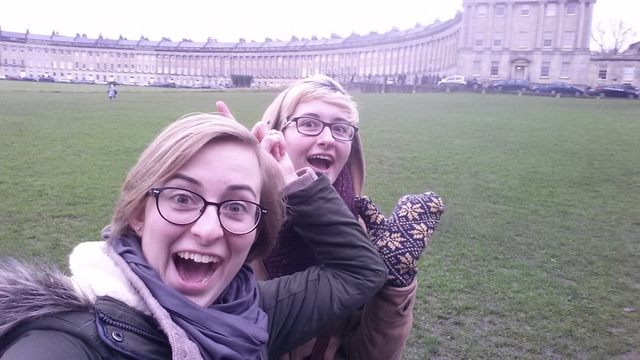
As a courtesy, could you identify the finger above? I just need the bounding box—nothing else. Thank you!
[260,135,285,162]
[354,196,375,215]
[252,122,269,143]
[274,130,287,158]
[354,196,385,226]
[216,101,235,120]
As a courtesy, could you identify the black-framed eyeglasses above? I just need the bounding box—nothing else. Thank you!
[284,116,358,141]
[148,187,267,235]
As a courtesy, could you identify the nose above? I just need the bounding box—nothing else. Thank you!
[316,125,335,146]
[190,205,224,244]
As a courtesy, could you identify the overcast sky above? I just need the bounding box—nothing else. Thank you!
[0,0,637,47]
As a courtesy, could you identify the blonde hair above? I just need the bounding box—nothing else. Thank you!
[110,113,285,261]
[261,75,365,195]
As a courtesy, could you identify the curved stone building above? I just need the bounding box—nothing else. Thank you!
[0,0,637,88]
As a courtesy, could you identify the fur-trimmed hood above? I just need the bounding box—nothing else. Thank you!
[0,240,150,338]
[0,256,92,337]
[1,241,204,359]
[0,240,143,337]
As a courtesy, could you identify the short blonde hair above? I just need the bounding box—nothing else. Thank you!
[261,75,365,195]
[110,113,285,261]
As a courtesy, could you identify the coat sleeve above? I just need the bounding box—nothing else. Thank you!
[0,330,103,360]
[258,175,387,359]
[337,280,417,360]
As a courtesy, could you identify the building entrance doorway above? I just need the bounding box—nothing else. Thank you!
[515,66,525,79]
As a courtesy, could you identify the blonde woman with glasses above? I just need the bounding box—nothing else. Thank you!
[218,74,444,360]
[0,113,386,360]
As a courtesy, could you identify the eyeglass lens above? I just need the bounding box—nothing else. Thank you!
[153,187,262,234]
[294,117,355,141]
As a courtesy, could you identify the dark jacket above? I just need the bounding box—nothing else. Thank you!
[0,174,386,360]
[0,296,170,360]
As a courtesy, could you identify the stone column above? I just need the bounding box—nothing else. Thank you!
[468,4,478,48]
[487,3,494,51]
[583,1,596,50]
[536,1,547,48]
[460,5,469,48]
[555,0,566,49]
[504,2,514,49]
[577,0,586,49]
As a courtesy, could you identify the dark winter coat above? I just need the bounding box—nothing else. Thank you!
[0,174,386,360]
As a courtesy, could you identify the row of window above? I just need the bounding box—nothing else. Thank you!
[540,62,571,77]
[5,59,635,84]
[2,42,455,76]
[597,67,635,82]
[477,2,578,17]
[2,55,447,73]
[470,60,635,82]
[2,46,417,62]
[1,61,455,79]
[2,68,295,88]
[470,60,574,78]
[0,49,443,76]
[474,31,575,48]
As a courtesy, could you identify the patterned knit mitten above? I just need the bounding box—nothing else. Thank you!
[355,192,444,287]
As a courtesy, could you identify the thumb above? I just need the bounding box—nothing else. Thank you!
[251,122,269,143]
[354,196,387,237]
[216,101,235,120]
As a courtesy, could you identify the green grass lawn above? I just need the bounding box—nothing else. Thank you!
[1,81,639,359]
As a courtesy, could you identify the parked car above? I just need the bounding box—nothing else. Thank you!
[587,84,639,99]
[20,76,38,82]
[148,82,177,88]
[38,76,55,83]
[438,75,483,89]
[531,82,584,96]
[487,79,531,92]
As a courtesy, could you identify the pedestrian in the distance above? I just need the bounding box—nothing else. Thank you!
[108,83,117,100]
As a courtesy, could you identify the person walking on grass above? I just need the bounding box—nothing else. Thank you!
[108,83,117,100]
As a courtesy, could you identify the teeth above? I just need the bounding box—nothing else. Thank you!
[177,251,220,264]
[309,155,332,161]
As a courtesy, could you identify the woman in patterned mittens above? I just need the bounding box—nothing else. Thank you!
[217,74,444,360]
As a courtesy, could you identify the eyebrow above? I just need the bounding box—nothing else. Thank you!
[168,173,258,198]
[170,173,200,185]
[297,112,350,123]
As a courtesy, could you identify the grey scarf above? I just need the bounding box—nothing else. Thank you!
[111,234,268,360]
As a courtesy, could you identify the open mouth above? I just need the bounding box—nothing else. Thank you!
[307,155,333,171]
[174,251,220,284]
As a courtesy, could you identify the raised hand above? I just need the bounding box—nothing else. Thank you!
[252,122,298,184]
[355,192,444,287]
[216,101,297,184]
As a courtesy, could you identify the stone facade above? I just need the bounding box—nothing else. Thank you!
[458,0,596,86]
[589,42,640,86]
[0,0,637,88]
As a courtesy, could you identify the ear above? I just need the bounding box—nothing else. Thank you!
[129,211,145,237]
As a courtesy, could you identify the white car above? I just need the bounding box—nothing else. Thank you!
[438,75,466,87]
[438,75,482,89]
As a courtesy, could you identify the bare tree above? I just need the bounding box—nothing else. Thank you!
[592,18,638,54]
